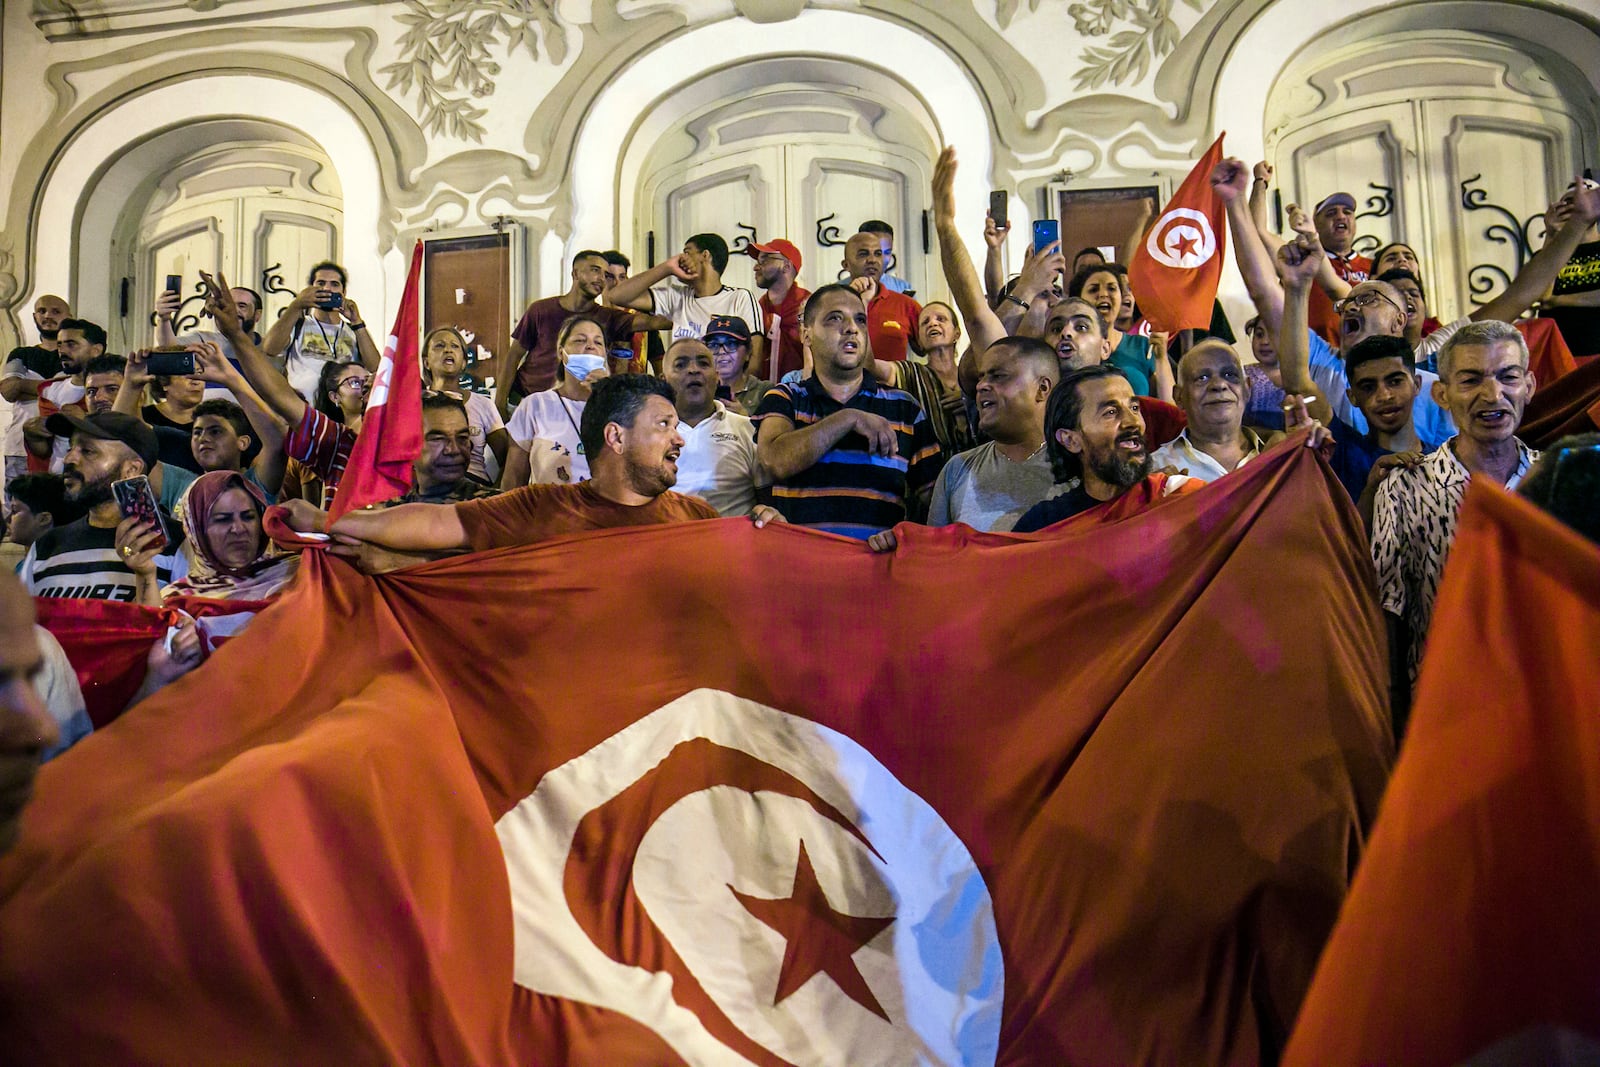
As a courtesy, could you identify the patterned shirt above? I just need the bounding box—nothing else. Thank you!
[285,406,357,510]
[1372,437,1538,683]
[21,516,188,601]
[754,374,943,538]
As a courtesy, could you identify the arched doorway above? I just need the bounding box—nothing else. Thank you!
[569,8,995,299]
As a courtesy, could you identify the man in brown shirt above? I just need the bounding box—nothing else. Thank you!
[328,375,781,557]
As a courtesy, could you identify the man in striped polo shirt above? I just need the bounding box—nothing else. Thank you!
[754,284,942,539]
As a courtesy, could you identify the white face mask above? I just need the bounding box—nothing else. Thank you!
[564,353,606,381]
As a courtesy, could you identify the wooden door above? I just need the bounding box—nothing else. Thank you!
[423,233,512,390]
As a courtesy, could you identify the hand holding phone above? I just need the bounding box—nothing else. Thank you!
[112,476,171,555]
[1032,219,1060,254]
[989,190,1009,231]
[315,292,344,311]
[146,347,197,377]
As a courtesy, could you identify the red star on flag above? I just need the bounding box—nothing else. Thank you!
[1174,233,1199,261]
[730,840,895,1020]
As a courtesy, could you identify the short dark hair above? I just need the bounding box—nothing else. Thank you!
[193,398,251,439]
[986,335,1059,380]
[686,233,730,274]
[6,473,67,520]
[572,249,607,269]
[1373,242,1418,272]
[58,318,107,348]
[579,374,675,459]
[601,250,631,269]
[421,391,469,421]
[1073,246,1107,265]
[1518,433,1600,544]
[306,261,348,287]
[1045,365,1129,483]
[1344,334,1415,376]
[859,219,894,237]
[1050,296,1109,339]
[84,354,126,377]
[234,286,263,314]
[802,282,864,325]
[1068,261,1126,298]
[1376,267,1426,306]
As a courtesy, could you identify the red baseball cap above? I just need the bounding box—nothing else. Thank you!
[747,239,802,273]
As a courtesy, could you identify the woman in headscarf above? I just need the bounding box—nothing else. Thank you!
[163,470,297,601]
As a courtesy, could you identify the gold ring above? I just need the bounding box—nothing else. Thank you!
[121,546,133,556]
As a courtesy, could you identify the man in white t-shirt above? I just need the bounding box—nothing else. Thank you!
[260,261,380,406]
[604,232,767,373]
[659,337,767,517]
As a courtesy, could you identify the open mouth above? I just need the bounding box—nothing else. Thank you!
[1095,302,1114,318]
[1473,408,1511,427]
[1115,432,1144,453]
[841,338,860,354]
[1342,312,1365,335]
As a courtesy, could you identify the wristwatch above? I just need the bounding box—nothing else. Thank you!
[1003,294,1029,310]
[347,321,367,331]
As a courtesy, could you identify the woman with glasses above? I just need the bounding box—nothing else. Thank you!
[422,326,510,482]
[500,315,608,488]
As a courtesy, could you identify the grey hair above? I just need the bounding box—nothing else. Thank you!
[1437,319,1529,380]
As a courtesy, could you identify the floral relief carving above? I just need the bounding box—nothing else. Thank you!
[994,0,1210,92]
[381,0,570,143]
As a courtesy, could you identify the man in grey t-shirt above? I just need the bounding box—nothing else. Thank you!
[929,337,1057,532]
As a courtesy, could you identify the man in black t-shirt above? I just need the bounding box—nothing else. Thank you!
[2,294,69,485]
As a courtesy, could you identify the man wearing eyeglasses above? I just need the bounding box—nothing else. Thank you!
[749,239,809,380]
[702,315,772,417]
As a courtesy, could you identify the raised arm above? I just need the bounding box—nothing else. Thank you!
[1273,233,1335,427]
[191,341,289,495]
[982,212,1010,306]
[604,258,688,313]
[999,239,1067,336]
[259,286,317,357]
[933,146,1007,355]
[200,270,308,429]
[1284,202,1351,300]
[153,288,181,347]
[1475,178,1600,322]
[113,349,152,418]
[1214,157,1285,336]
[1119,198,1156,267]
[1248,161,1276,241]
[328,500,468,552]
[341,298,381,373]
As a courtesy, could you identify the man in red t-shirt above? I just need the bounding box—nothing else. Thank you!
[843,232,921,363]
[1307,193,1372,345]
[749,239,809,380]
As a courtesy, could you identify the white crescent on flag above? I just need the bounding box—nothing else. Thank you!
[1145,208,1218,269]
[495,688,1005,1067]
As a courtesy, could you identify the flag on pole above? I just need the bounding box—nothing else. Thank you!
[2,443,1392,1066]
[329,242,425,519]
[1285,483,1600,1067]
[1128,133,1228,334]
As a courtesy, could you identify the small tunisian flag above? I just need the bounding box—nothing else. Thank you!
[1,443,1390,1066]
[329,241,424,519]
[1285,483,1600,1067]
[1129,132,1227,333]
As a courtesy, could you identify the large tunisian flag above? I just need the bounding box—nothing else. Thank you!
[1129,133,1228,334]
[0,442,1392,1067]
[330,240,425,519]
[1285,483,1600,1067]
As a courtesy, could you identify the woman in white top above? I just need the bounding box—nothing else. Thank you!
[501,315,608,487]
[423,326,510,482]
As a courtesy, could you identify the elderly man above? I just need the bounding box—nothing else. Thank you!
[1372,320,1539,719]
[929,337,1057,532]
[755,284,942,539]
[1150,340,1273,483]
[19,411,187,603]
[842,231,922,363]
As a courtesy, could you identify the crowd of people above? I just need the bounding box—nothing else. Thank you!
[3,140,1600,853]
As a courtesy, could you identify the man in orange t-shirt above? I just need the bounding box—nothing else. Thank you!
[843,232,921,362]
[326,375,782,558]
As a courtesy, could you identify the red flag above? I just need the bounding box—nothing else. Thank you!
[1129,133,1227,333]
[329,241,424,519]
[1285,483,1600,1067]
[0,443,1391,1066]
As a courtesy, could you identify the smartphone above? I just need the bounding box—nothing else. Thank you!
[989,190,1009,230]
[111,476,171,552]
[315,292,344,310]
[146,347,196,377]
[164,274,182,296]
[1032,218,1060,253]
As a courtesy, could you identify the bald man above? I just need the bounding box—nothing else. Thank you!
[3,294,71,484]
[842,231,921,362]
[1149,339,1279,483]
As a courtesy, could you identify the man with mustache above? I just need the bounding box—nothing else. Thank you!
[303,375,726,560]
[2,294,70,485]
[749,239,808,381]
[1371,320,1539,726]
[18,411,187,604]
[1012,366,1202,532]
[842,230,922,364]
[1150,340,1273,483]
